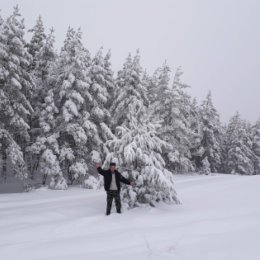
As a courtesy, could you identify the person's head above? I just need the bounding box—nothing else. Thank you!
[109,162,116,172]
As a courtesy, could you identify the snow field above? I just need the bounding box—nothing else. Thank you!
[0,174,260,260]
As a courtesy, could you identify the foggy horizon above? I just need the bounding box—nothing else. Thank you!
[1,0,259,123]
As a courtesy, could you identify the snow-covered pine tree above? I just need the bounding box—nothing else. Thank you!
[0,6,34,182]
[104,52,179,208]
[33,28,56,98]
[252,118,260,174]
[222,114,235,174]
[166,68,194,172]
[224,112,255,175]
[81,47,116,186]
[147,61,171,105]
[110,50,149,129]
[26,28,57,180]
[0,128,27,182]
[189,98,204,171]
[103,49,116,110]
[29,27,92,189]
[218,123,227,173]
[29,30,116,189]
[89,47,114,154]
[51,27,96,185]
[199,91,222,173]
[104,112,180,208]
[29,27,57,122]
[29,88,67,188]
[27,16,46,71]
[200,156,211,175]
[149,65,194,173]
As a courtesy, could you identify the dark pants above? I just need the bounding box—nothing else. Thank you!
[106,190,121,215]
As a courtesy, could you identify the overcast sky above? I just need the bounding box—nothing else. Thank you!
[1,0,259,123]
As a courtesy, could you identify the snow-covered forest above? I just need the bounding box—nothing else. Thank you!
[1,6,260,201]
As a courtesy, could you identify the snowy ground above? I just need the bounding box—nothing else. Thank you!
[0,174,260,260]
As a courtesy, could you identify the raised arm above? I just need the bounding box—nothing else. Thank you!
[118,171,131,185]
[96,163,105,176]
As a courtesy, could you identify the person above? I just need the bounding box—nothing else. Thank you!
[96,162,135,215]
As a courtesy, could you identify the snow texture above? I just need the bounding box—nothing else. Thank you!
[0,174,260,260]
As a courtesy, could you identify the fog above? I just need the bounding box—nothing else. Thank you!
[1,0,259,123]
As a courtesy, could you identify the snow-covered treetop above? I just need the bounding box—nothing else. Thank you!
[27,15,46,63]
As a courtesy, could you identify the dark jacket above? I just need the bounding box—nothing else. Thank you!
[97,167,131,191]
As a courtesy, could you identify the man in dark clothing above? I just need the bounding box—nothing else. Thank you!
[96,162,134,215]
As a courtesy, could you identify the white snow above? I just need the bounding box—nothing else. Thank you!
[0,174,260,260]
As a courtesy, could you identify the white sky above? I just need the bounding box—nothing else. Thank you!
[1,0,260,123]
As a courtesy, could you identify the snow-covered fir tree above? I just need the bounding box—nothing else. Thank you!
[103,49,116,110]
[104,54,180,208]
[200,156,211,175]
[252,118,260,174]
[46,27,93,187]
[149,65,194,173]
[89,47,115,154]
[29,88,67,188]
[33,28,56,97]
[147,61,171,105]
[224,112,255,175]
[29,27,57,120]
[189,98,204,171]
[26,28,57,180]
[199,91,222,173]
[110,50,149,129]
[0,6,35,182]
[29,27,93,189]
[0,128,27,183]
[27,16,46,71]
[166,68,194,172]
[104,111,180,208]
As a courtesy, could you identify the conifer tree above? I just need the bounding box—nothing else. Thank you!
[110,50,149,129]
[29,27,92,188]
[50,27,93,185]
[200,156,211,175]
[27,28,57,180]
[147,61,170,105]
[103,49,116,109]
[0,6,34,182]
[89,47,114,153]
[189,98,204,171]
[104,111,180,208]
[27,16,46,71]
[199,91,222,172]
[149,66,194,172]
[224,112,255,175]
[104,53,179,207]
[252,118,260,174]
